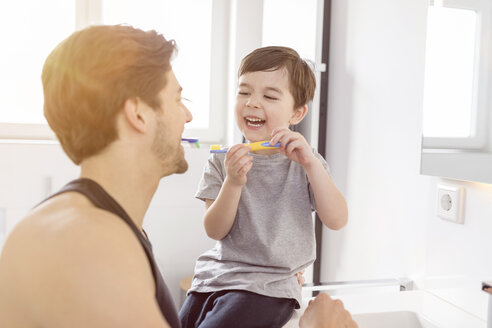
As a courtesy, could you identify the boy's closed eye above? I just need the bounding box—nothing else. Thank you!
[264,95,278,101]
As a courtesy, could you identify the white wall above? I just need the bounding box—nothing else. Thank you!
[0,143,214,308]
[321,0,492,288]
[0,142,79,236]
[425,179,492,278]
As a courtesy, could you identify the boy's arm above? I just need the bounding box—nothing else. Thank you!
[304,159,348,230]
[271,128,348,230]
[202,178,243,240]
[203,144,253,240]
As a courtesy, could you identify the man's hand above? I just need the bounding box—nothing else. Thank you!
[299,293,358,328]
[270,128,316,168]
[224,144,253,186]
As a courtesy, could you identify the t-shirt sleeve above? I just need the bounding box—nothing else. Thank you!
[195,154,225,202]
[308,149,332,211]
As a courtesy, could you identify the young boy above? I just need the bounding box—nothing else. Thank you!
[179,46,348,328]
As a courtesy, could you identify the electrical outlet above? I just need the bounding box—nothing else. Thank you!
[437,184,465,224]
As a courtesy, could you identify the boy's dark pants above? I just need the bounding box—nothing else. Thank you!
[179,290,296,328]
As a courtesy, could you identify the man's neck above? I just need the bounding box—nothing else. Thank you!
[79,154,160,229]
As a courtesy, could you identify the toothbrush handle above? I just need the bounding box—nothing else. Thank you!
[248,141,282,151]
[261,141,281,147]
[209,141,282,153]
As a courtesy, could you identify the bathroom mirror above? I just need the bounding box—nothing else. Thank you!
[420,0,492,184]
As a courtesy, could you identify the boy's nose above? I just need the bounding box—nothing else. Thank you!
[246,96,261,108]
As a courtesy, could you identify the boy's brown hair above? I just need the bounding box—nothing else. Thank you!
[238,46,316,109]
[42,25,176,165]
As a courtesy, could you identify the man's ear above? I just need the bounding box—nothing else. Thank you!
[289,104,308,126]
[122,98,147,133]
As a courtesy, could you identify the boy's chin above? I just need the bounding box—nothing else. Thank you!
[242,130,272,143]
[244,135,270,143]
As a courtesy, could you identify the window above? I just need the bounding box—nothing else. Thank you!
[0,0,75,139]
[261,0,322,147]
[0,0,227,142]
[102,0,212,131]
[262,0,318,62]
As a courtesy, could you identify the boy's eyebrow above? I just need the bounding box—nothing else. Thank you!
[239,82,252,89]
[239,83,283,94]
[264,86,283,94]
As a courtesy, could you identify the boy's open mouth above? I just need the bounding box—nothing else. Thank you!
[245,116,265,128]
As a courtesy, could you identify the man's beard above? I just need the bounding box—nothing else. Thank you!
[152,118,188,177]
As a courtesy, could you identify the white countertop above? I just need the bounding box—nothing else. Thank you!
[285,288,486,328]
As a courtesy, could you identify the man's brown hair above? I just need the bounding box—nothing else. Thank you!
[238,46,316,109]
[42,25,176,164]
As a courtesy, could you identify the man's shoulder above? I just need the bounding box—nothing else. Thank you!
[13,192,136,249]
[0,195,164,327]
[1,193,151,296]
[0,192,155,324]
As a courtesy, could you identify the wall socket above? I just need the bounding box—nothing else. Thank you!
[437,184,465,224]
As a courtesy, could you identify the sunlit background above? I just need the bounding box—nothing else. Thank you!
[0,0,318,140]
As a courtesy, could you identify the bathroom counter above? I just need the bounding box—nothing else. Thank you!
[285,288,486,328]
[414,276,490,323]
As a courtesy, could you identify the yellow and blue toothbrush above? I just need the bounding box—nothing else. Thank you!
[210,140,281,153]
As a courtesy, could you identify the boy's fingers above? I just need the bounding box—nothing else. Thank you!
[271,129,290,146]
[269,132,281,145]
[228,152,252,172]
[285,139,303,154]
[226,145,250,163]
[235,155,253,172]
[227,144,248,157]
[278,133,297,148]
[239,161,253,175]
[270,127,290,139]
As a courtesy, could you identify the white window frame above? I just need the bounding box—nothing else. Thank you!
[423,0,491,150]
[0,123,55,140]
[0,0,229,144]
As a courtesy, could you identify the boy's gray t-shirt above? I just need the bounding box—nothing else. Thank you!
[191,149,330,307]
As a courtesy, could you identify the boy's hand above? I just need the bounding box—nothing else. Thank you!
[270,128,316,168]
[224,144,253,187]
[296,270,306,289]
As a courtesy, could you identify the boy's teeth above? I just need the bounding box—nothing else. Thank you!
[247,122,263,127]
[245,117,265,127]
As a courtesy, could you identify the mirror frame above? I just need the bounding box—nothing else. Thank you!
[420,0,492,184]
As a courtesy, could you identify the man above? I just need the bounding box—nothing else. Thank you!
[0,25,356,328]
